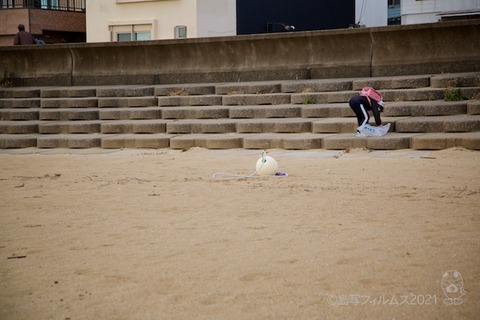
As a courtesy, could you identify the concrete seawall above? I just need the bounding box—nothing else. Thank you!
[1,19,479,86]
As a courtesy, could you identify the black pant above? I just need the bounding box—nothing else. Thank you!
[349,95,370,127]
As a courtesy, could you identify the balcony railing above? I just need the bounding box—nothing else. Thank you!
[0,0,85,12]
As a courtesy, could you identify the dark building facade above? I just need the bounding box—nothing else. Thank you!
[236,0,356,35]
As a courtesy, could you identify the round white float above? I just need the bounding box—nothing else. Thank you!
[255,155,278,176]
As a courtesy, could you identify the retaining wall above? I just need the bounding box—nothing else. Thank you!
[0,19,479,86]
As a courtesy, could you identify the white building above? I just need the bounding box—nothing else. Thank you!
[356,0,389,27]
[402,0,480,25]
[86,0,237,43]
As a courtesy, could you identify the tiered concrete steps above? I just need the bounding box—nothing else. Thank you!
[0,73,479,150]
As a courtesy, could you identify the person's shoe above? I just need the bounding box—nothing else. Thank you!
[355,130,365,137]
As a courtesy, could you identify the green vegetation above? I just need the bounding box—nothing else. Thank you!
[444,88,466,101]
[303,97,315,104]
[255,87,266,94]
[0,67,14,87]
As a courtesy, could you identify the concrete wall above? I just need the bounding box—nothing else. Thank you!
[1,19,479,86]
[402,0,480,25]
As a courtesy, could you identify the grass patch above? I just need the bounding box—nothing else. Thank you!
[444,88,467,101]
[0,67,14,87]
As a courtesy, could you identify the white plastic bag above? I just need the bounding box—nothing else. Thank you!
[357,123,391,137]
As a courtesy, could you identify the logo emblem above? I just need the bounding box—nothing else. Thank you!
[441,270,466,305]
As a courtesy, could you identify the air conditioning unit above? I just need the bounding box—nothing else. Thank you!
[174,25,187,39]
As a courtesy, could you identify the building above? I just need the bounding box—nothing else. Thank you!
[7,1,477,46]
[388,0,401,25]
[402,0,480,25]
[236,0,359,35]
[0,0,86,46]
[86,0,237,43]
[86,0,387,43]
[356,0,389,28]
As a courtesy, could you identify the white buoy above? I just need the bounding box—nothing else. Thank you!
[256,154,278,176]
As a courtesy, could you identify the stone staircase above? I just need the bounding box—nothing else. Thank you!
[0,72,479,150]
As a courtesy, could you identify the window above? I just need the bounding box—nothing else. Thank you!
[174,25,187,39]
[41,0,58,9]
[117,33,132,42]
[116,0,166,3]
[0,0,85,11]
[116,32,151,42]
[135,31,151,41]
[110,21,154,42]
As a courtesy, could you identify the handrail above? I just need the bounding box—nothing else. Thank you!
[0,0,85,12]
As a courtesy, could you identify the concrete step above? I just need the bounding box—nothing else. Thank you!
[166,119,236,134]
[101,133,171,149]
[301,104,352,118]
[352,75,430,90]
[0,88,40,98]
[40,108,99,121]
[41,87,96,98]
[0,134,38,148]
[242,133,330,150]
[384,100,468,117]
[323,132,480,150]
[229,104,301,118]
[0,98,40,109]
[157,95,222,107]
[98,96,157,108]
[291,91,355,104]
[281,78,353,93]
[430,72,480,88]
[101,120,170,134]
[312,117,405,133]
[37,134,103,148]
[235,118,313,133]
[301,101,469,119]
[0,121,39,134]
[295,87,480,104]
[323,133,420,150]
[155,84,216,96]
[40,97,98,109]
[411,132,480,150]
[215,82,282,95]
[96,86,154,97]
[291,88,448,104]
[39,120,103,134]
[0,108,39,121]
[1,73,479,151]
[166,118,320,134]
[442,87,480,100]
[468,100,480,115]
[395,115,480,133]
[170,133,331,150]
[222,93,290,106]
[161,106,229,119]
[169,133,245,150]
[1,131,479,150]
[99,107,161,120]
[302,100,472,118]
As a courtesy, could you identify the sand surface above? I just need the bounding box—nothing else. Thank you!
[0,147,479,320]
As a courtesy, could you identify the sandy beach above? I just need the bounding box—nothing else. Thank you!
[1,147,479,319]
